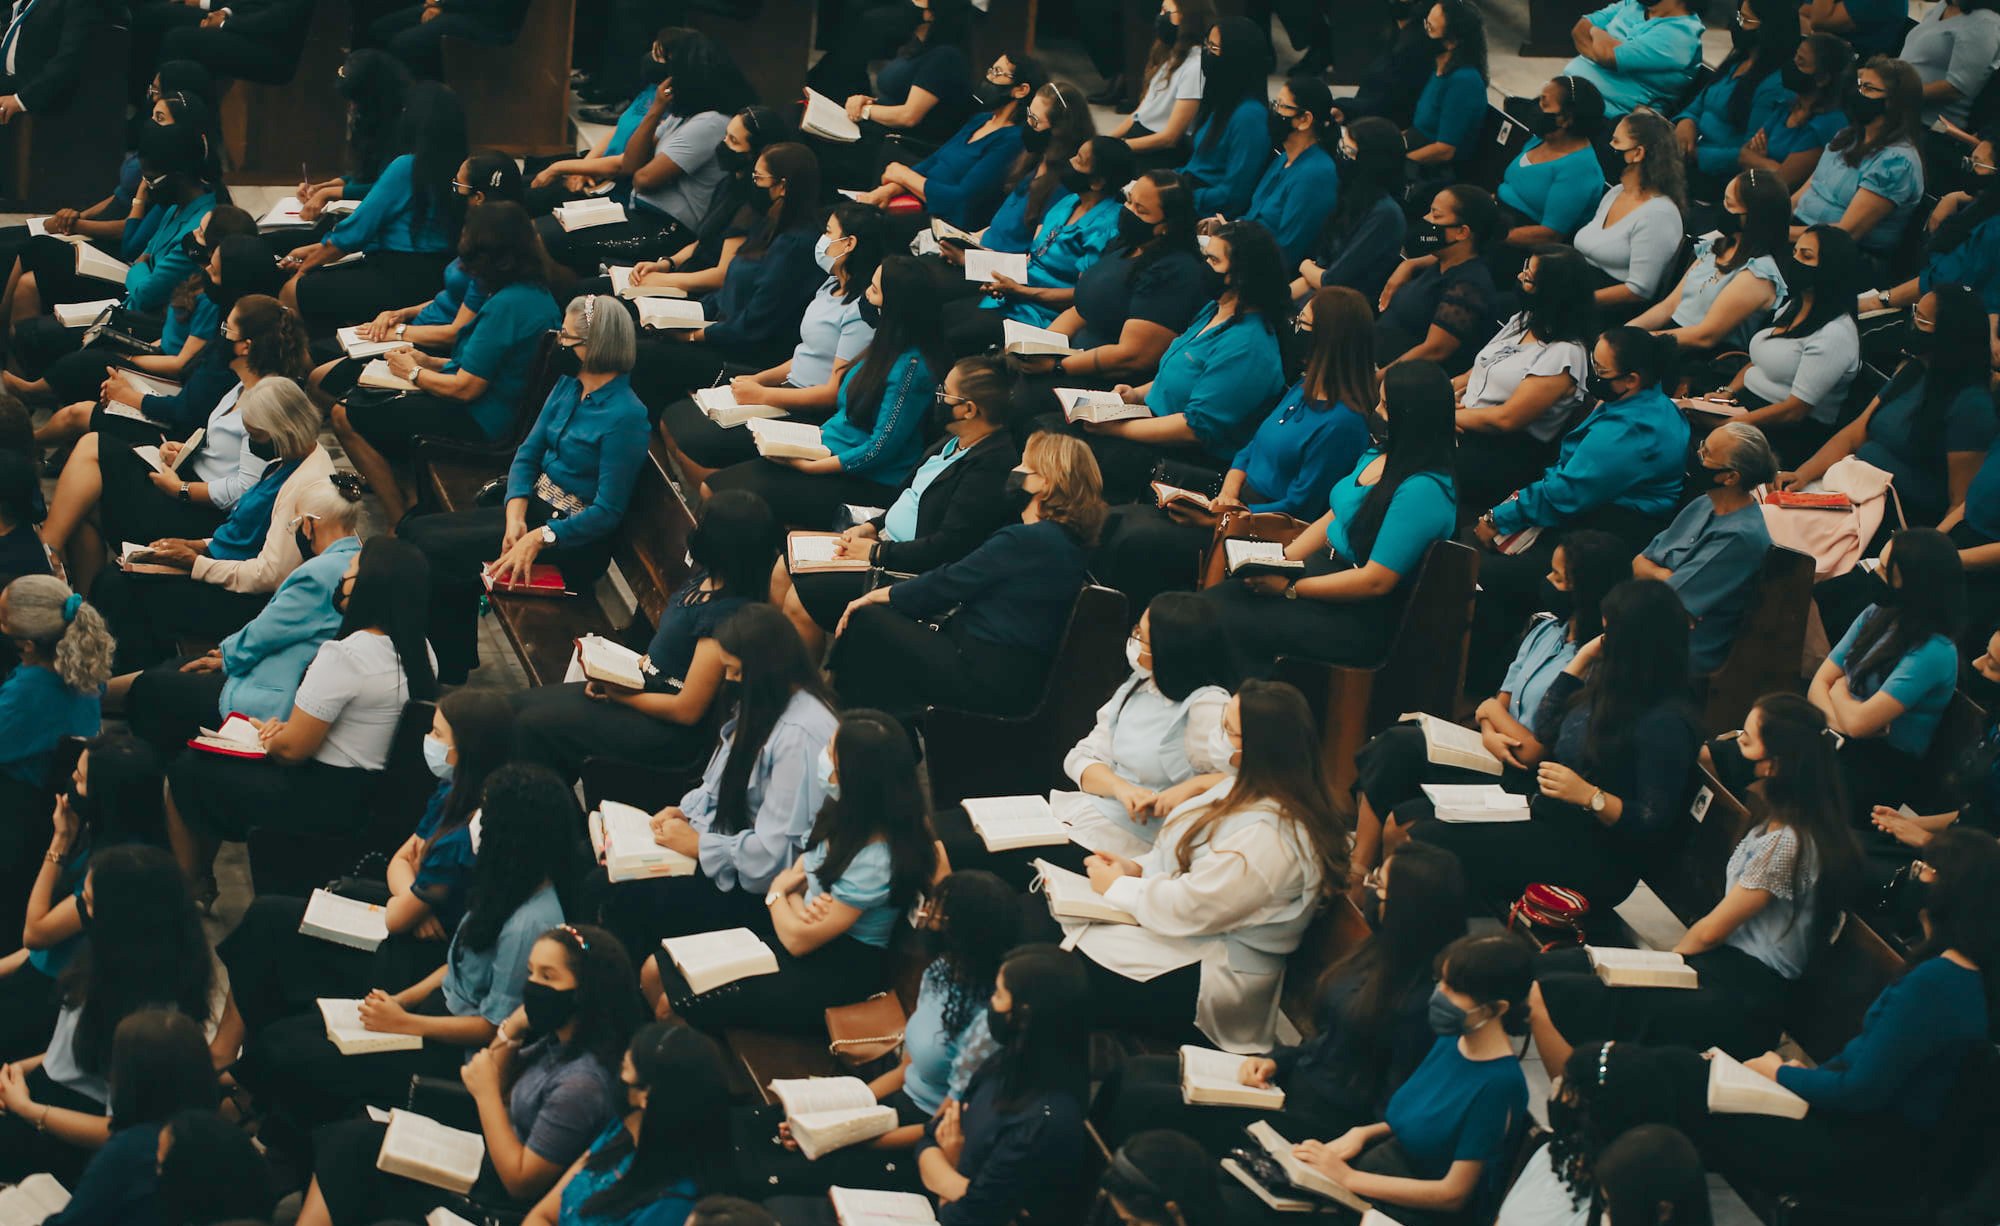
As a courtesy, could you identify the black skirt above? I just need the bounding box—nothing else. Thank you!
[1534,942,1791,1058]
[654,909,890,1034]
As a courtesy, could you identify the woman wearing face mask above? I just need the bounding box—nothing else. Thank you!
[1296,117,1410,304]
[524,1021,737,1226]
[606,105,789,296]
[1095,841,1467,1156]
[596,605,838,953]
[1792,57,1927,255]
[116,473,364,754]
[772,356,1021,656]
[401,295,647,684]
[216,688,514,1032]
[830,431,1106,722]
[704,256,949,529]
[1734,32,1853,191]
[810,0,977,176]
[526,29,691,214]
[643,709,943,1033]
[1096,1131,1229,1226]
[1073,680,1347,1052]
[89,378,333,675]
[1573,111,1686,316]
[849,53,1044,230]
[328,201,562,525]
[1375,184,1503,374]
[0,575,110,826]
[159,537,438,895]
[1173,17,1272,218]
[1404,1,1490,184]
[1632,169,1792,368]
[1560,0,1705,118]
[1108,0,1213,167]
[509,489,777,783]
[1672,0,1797,195]
[1453,246,1597,515]
[288,49,409,221]
[1496,76,1608,256]
[1288,933,1531,1226]
[296,924,643,1226]
[1228,76,1342,272]
[952,81,1102,264]
[1864,127,2000,316]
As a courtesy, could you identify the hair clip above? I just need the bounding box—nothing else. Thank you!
[1050,84,1071,111]
[61,592,81,624]
[328,471,369,500]
[581,295,596,328]
[555,923,590,951]
[1596,1040,1614,1087]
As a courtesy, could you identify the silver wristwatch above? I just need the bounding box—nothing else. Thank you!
[1588,788,1606,813]
[539,525,557,546]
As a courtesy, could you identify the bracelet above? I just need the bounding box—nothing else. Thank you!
[34,1104,49,1132]
[44,849,63,864]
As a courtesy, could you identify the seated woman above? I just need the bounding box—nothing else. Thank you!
[644,708,941,1032]
[1940,444,2000,638]
[160,536,437,891]
[1071,680,1344,1052]
[1899,0,2000,132]
[1735,32,1854,190]
[772,355,1020,655]
[1287,934,1531,1226]
[287,49,410,221]
[934,592,1236,889]
[1865,130,2000,322]
[940,80,1098,264]
[1096,841,1468,1154]
[1404,1,1489,185]
[597,605,837,954]
[1673,0,1795,197]
[279,83,466,332]
[1241,75,1342,271]
[1059,220,1288,503]
[829,431,1106,724]
[1496,75,1609,253]
[525,31,685,212]
[1375,184,1503,376]
[610,105,790,303]
[0,845,238,1186]
[1353,529,1632,876]
[117,474,364,753]
[1452,245,1595,515]
[1409,579,1700,914]
[1574,110,1686,318]
[1093,286,1374,612]
[629,142,825,410]
[1561,0,1706,117]
[329,201,562,524]
[0,454,45,591]
[403,295,647,684]
[0,576,110,824]
[1636,422,1777,673]
[1792,57,1927,260]
[1532,692,1863,1073]
[297,925,643,1226]
[810,0,974,187]
[89,378,332,674]
[521,1021,737,1226]
[1294,118,1408,305]
[231,764,573,1161]
[1630,168,1792,368]
[1709,223,1864,464]
[850,53,1043,231]
[1779,285,1995,526]
[704,257,948,529]
[149,1110,278,1224]
[1108,0,1210,168]
[1672,829,1998,1203]
[1198,362,1458,675]
[509,489,777,783]
[658,203,885,485]
[1172,17,1271,218]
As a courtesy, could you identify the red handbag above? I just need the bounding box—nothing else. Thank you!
[1507,883,1590,951]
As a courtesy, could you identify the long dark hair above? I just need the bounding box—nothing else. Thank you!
[456,763,574,953]
[1193,16,1268,151]
[927,870,1020,1040]
[75,731,168,849]
[1910,828,2000,1011]
[1300,287,1378,412]
[1571,579,1691,770]
[106,1009,217,1132]
[170,205,255,316]
[665,31,755,118]
[157,1110,278,1226]
[539,924,645,1074]
[397,81,469,247]
[1773,224,1863,338]
[61,845,214,1077]
[827,202,886,302]
[580,1023,733,1219]
[984,944,1089,1111]
[1345,362,1455,568]
[457,200,548,292]
[1842,528,1965,689]
[425,688,515,859]
[1596,1126,1713,1226]
[231,292,311,382]
[336,537,438,702]
[711,605,836,837]
[1549,1043,1709,1209]
[209,236,285,316]
[843,256,949,432]
[1717,167,1792,273]
[803,710,939,910]
[1328,117,1404,234]
[1903,285,1991,467]
[1211,220,1291,329]
[1720,0,1797,130]
[742,141,821,259]
[1141,0,1214,90]
[1521,245,1596,345]
[1145,591,1237,701]
[337,48,411,187]
[1014,83,1096,231]
[1434,0,1489,78]
[1741,693,1861,942]
[1831,55,1922,167]
[1555,529,1629,643]
[686,488,779,602]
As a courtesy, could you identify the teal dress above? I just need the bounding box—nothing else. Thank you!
[557,1123,699,1226]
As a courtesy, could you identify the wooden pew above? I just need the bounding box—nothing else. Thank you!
[10,21,130,209]
[1693,545,1815,737]
[442,0,576,156]
[1521,0,1596,56]
[216,0,349,184]
[1647,761,1754,928]
[686,0,814,122]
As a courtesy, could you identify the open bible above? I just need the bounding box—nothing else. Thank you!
[660,928,780,995]
[299,888,390,952]
[768,1076,900,1159]
[590,800,697,883]
[375,1108,486,1194]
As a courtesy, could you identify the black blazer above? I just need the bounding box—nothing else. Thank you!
[4,0,98,114]
[868,428,1019,575]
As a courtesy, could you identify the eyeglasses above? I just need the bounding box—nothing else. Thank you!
[451,180,475,196]
[1025,110,1052,131]
[1202,38,1222,54]
[934,390,970,408]
[1269,98,1300,115]
[751,172,782,187]
[986,69,1016,84]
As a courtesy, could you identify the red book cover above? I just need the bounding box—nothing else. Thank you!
[481,563,575,597]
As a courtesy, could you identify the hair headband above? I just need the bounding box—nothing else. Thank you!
[554,923,591,951]
[329,471,369,501]
[579,296,596,329]
[61,593,81,624]
[1596,1040,1614,1087]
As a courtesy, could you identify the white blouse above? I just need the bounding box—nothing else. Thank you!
[1572,186,1684,298]
[1463,313,1590,443]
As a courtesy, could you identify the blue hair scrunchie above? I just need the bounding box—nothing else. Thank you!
[61,592,81,624]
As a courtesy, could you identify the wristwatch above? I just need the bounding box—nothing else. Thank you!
[1588,788,1606,813]
[395,323,407,339]
[539,524,557,546]
[177,483,192,504]
[862,103,874,122]
[1282,580,1298,600]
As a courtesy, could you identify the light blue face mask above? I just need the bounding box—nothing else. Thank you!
[814,232,839,273]
[815,746,840,800]
[422,734,453,780]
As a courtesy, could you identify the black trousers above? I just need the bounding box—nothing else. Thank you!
[1091,503,1211,618]
[788,566,870,633]
[731,1096,927,1198]
[1454,429,1560,521]
[658,393,786,471]
[91,568,269,674]
[1092,1053,1371,1156]
[158,22,306,84]
[597,871,769,969]
[167,750,374,849]
[1353,721,1535,816]
[19,233,127,310]
[654,910,889,1033]
[1195,551,1400,677]
[0,962,60,1064]
[929,802,1088,893]
[705,458,901,531]
[125,654,228,754]
[829,605,1055,725]
[220,892,447,1034]
[1079,952,1204,1045]
[630,334,775,415]
[508,681,717,785]
[1535,942,1790,1059]
[129,1,205,102]
[371,4,516,77]
[537,209,689,277]
[97,435,228,563]
[340,388,492,467]
[312,1115,530,1226]
[297,250,454,335]
[1409,800,1644,915]
[938,296,1008,357]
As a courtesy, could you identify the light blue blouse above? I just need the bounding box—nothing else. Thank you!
[902,960,996,1115]
[1723,821,1819,980]
[802,839,898,949]
[443,883,565,1025]
[883,436,972,542]
[791,278,876,389]
[684,690,839,895]
[1743,315,1861,424]
[1795,141,1925,253]
[1669,243,1787,351]
[1500,614,1577,724]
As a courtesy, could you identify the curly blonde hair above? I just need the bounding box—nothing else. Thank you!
[3,575,114,695]
[1022,431,1107,545]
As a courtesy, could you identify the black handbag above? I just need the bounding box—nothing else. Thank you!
[80,305,163,357]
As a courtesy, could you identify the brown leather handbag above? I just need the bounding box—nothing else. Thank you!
[1198,510,1312,589]
[825,991,907,1075]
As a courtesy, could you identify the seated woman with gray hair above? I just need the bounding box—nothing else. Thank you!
[114,471,369,753]
[402,294,649,683]
[0,574,113,824]
[1634,421,1776,674]
[88,378,336,673]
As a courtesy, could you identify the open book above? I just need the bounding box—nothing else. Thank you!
[748,418,831,461]
[119,369,183,399]
[1032,858,1137,925]
[591,800,696,883]
[1399,712,1502,776]
[930,217,981,248]
[1493,524,1542,557]
[1244,1121,1371,1213]
[661,928,780,996]
[692,383,785,428]
[1151,481,1215,513]
[337,325,402,359]
[769,1077,899,1160]
[256,195,314,229]
[1680,395,1747,418]
[1003,319,1071,356]
[0,1174,69,1226]
[300,888,390,952]
[1223,539,1303,580]
[963,794,1070,852]
[119,541,184,575]
[358,358,417,391]
[133,427,203,477]
[480,561,573,597]
[189,713,267,758]
[787,530,871,574]
[376,1108,486,1194]
[55,297,117,329]
[576,633,650,691]
[1420,784,1529,824]
[424,1209,478,1226]
[1706,1048,1809,1118]
[318,998,423,1055]
[829,1187,936,1225]
[1058,386,1148,424]
[74,244,130,284]
[636,297,708,330]
[1587,946,1698,989]
[610,265,689,299]
[27,216,85,242]
[1181,1044,1284,1109]
[553,197,628,231]
[963,249,1029,284]
[803,88,862,142]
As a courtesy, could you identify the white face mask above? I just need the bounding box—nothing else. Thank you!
[1125,637,1149,677]
[814,233,839,273]
[1208,721,1240,769]
[468,810,484,854]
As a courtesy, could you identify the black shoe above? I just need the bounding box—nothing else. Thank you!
[1086,75,1126,107]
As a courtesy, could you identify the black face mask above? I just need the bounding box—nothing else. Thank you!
[246,435,279,462]
[857,297,882,327]
[1117,207,1156,248]
[931,392,962,431]
[294,524,316,561]
[332,578,353,615]
[1522,108,1558,139]
[1964,158,1999,188]
[1780,63,1814,93]
[1425,31,1448,53]
[1404,218,1453,257]
[1903,327,1935,361]
[641,56,669,84]
[971,81,1010,109]
[1267,108,1296,145]
[713,143,751,176]
[1020,126,1051,156]
[1788,260,1817,293]
[77,901,93,934]
[1729,24,1758,52]
[65,783,94,830]
[1541,578,1574,620]
[1716,209,1744,235]
[521,982,578,1035]
[1586,372,1625,402]
[1843,86,1886,128]
[986,1005,1016,1041]
[178,232,206,262]
[1003,469,1034,516]
[1686,464,1734,500]
[1060,167,1095,197]
[552,343,584,378]
[1154,11,1176,43]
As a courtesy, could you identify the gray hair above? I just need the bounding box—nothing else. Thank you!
[239,377,323,460]
[1713,421,1778,487]
[294,471,366,529]
[565,294,636,376]
[2,574,113,694]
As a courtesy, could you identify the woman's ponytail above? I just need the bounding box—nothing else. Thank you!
[2,576,114,695]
